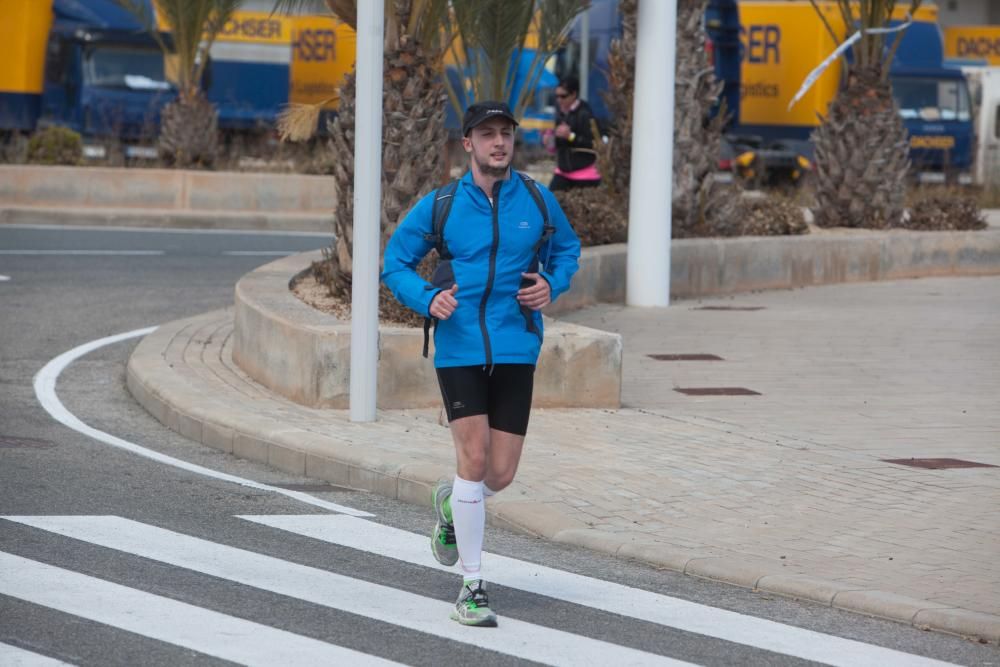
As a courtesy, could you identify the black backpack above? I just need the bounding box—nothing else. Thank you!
[421,172,554,358]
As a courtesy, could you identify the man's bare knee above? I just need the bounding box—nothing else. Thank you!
[486,470,515,492]
[450,415,490,480]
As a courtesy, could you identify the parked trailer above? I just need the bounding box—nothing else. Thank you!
[732,1,973,186]
[0,0,173,158]
[0,0,356,159]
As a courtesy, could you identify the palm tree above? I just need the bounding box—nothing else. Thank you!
[273,0,452,320]
[447,0,586,121]
[672,0,738,237]
[601,0,637,200]
[119,0,243,168]
[809,0,921,228]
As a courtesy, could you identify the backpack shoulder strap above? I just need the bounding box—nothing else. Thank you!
[517,171,549,226]
[424,179,460,259]
[421,179,459,359]
[517,172,555,256]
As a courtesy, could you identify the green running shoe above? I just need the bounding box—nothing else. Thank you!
[450,581,497,627]
[431,481,458,566]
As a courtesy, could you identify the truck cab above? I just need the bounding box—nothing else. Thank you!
[890,20,974,182]
[42,0,174,158]
[893,70,974,180]
[0,0,176,158]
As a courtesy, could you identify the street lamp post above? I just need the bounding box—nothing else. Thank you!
[627,0,676,307]
[349,0,384,422]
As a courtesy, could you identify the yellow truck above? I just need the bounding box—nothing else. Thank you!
[0,0,355,156]
[945,26,1000,67]
[729,1,973,184]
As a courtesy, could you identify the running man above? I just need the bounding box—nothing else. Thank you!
[381,100,581,626]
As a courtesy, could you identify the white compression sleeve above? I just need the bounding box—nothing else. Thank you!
[451,475,485,581]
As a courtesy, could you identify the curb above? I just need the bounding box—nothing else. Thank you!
[0,205,331,233]
[127,310,1000,645]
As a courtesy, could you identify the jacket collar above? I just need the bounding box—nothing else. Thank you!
[460,168,515,198]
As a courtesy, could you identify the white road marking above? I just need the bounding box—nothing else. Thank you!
[0,642,75,666]
[0,275,10,281]
[5,516,691,667]
[0,250,164,255]
[221,251,297,256]
[0,551,398,666]
[1,223,331,237]
[239,514,959,667]
[32,328,373,517]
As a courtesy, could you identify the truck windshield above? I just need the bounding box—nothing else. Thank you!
[83,47,171,91]
[893,78,971,122]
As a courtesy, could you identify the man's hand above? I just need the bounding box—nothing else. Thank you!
[429,284,459,319]
[517,273,550,311]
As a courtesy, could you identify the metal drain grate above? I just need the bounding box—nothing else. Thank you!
[882,458,997,470]
[674,387,761,396]
[271,483,354,493]
[648,354,724,361]
[693,306,765,311]
[0,436,56,449]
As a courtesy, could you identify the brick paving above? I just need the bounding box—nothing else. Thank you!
[133,275,1000,633]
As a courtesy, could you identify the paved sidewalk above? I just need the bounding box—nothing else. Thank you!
[127,275,1000,642]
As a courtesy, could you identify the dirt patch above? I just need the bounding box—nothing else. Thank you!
[290,273,425,327]
[291,273,350,320]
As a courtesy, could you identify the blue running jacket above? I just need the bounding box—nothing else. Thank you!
[381,170,581,368]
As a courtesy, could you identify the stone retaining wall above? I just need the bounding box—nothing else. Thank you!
[232,252,623,409]
[545,229,1000,314]
[0,165,334,214]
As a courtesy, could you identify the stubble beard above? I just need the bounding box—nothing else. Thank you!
[475,153,511,179]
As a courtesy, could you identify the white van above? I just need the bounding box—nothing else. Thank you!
[962,66,1000,185]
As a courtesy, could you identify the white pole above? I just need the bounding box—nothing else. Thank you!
[350,0,384,422]
[626,0,675,307]
[579,7,590,101]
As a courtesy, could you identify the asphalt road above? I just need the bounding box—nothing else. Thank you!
[1,224,996,666]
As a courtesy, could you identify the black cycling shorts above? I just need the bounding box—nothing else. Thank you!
[435,364,535,436]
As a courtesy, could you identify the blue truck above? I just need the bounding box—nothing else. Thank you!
[0,0,357,159]
[0,0,175,158]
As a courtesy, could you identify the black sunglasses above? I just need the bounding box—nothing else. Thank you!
[555,92,571,99]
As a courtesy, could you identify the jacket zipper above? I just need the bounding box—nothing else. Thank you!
[478,180,502,368]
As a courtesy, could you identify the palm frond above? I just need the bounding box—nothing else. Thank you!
[271,0,354,28]
[453,0,534,102]
[276,101,333,141]
[114,0,170,57]
[448,0,585,118]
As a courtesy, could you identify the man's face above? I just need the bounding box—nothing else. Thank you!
[463,117,515,178]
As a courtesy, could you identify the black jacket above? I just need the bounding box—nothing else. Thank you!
[554,100,599,173]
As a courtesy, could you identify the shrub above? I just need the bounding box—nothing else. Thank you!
[553,187,628,246]
[27,126,83,166]
[901,188,986,231]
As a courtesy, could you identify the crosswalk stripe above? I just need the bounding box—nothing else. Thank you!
[0,551,399,666]
[0,642,75,667]
[5,516,691,666]
[239,514,959,667]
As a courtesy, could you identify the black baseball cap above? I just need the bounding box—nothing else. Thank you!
[462,100,518,136]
